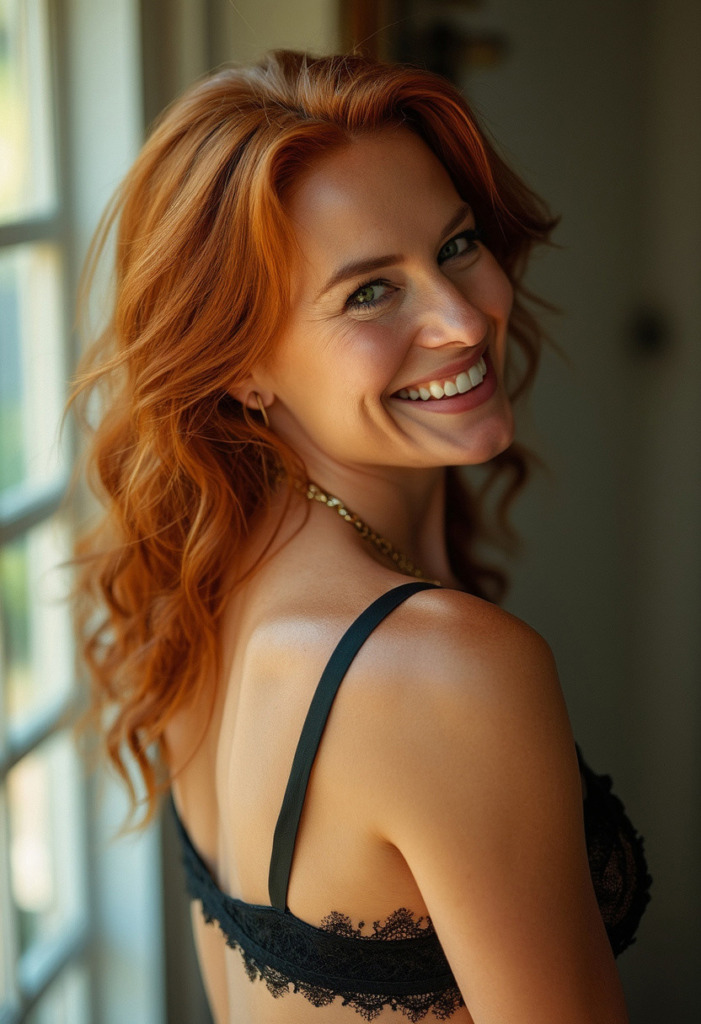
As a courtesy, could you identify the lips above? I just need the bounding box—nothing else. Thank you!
[393,355,488,402]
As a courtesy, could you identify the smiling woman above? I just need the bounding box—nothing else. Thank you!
[241,128,515,486]
[68,50,650,1023]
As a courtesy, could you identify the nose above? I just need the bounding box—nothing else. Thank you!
[413,276,489,350]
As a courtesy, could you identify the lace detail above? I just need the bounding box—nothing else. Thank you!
[174,806,464,1019]
[577,746,652,956]
[319,907,436,941]
[172,743,653,1020]
[197,900,464,1020]
[213,909,465,1021]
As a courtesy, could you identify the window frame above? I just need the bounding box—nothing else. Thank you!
[0,1,94,1020]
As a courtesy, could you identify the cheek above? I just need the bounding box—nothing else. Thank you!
[481,258,514,321]
[500,272,515,320]
[344,320,410,375]
[270,319,408,408]
[314,318,411,394]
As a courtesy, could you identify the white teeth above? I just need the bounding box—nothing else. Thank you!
[396,355,488,401]
[468,365,483,387]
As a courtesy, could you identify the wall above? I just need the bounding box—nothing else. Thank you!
[450,1,700,1019]
[630,0,701,1013]
[210,0,338,64]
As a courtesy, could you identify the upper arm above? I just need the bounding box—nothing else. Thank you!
[368,593,628,1024]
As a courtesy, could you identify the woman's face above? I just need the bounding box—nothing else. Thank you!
[250,127,515,478]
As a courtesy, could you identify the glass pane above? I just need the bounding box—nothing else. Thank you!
[25,965,90,1024]
[0,785,19,1005]
[0,244,66,494]
[0,516,73,726]
[0,0,56,221]
[7,731,86,956]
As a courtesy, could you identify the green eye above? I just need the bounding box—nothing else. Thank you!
[439,239,460,260]
[354,284,380,305]
[345,280,394,311]
[438,228,481,264]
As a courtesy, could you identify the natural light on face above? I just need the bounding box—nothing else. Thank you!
[256,128,515,476]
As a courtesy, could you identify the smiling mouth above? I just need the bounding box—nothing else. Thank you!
[394,356,488,402]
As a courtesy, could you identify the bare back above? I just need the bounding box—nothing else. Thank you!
[162,496,630,1024]
[165,523,476,1024]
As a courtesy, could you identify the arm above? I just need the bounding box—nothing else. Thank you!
[370,592,629,1024]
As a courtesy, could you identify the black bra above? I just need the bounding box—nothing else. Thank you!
[172,581,651,1021]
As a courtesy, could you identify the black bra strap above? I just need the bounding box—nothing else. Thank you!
[268,581,439,910]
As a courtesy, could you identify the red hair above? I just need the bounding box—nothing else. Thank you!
[69,50,558,825]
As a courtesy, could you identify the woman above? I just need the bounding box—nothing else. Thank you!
[71,50,650,1023]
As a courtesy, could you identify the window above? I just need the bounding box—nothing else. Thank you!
[0,1,92,1020]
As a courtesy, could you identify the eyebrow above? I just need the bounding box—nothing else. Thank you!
[316,201,473,300]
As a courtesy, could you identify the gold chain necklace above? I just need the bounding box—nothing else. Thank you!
[296,479,441,585]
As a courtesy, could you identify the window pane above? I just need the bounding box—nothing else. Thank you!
[0,0,56,221]
[25,964,90,1024]
[0,244,66,494]
[7,731,86,956]
[0,516,73,726]
[0,785,19,1006]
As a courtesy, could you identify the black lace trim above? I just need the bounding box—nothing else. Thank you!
[205,904,465,1021]
[577,746,653,956]
[173,807,464,1019]
[172,744,652,1020]
[319,907,434,941]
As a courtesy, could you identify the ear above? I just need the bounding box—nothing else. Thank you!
[229,379,275,413]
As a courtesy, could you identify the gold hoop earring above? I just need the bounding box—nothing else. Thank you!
[254,392,270,430]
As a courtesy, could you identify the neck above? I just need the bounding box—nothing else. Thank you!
[296,463,463,590]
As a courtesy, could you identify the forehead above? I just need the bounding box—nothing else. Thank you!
[285,129,463,288]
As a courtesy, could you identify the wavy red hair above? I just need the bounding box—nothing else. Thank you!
[69,50,558,825]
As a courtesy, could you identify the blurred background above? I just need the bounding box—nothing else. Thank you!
[0,1,698,1021]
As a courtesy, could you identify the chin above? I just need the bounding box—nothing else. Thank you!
[457,409,515,465]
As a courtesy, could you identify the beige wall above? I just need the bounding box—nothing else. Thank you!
[212,0,339,64]
[141,0,340,128]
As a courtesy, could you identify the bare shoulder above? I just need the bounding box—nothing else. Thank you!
[342,586,628,1022]
[358,584,561,723]
[338,584,573,839]
[403,583,554,661]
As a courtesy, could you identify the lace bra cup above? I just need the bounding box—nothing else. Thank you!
[172,582,652,1022]
[577,745,652,956]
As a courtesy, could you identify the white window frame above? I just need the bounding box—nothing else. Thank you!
[1,2,165,1022]
[0,0,93,1020]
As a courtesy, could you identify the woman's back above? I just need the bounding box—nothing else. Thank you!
[165,529,479,1023]
[163,507,640,1023]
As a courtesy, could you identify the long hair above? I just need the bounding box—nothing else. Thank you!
[69,50,559,824]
